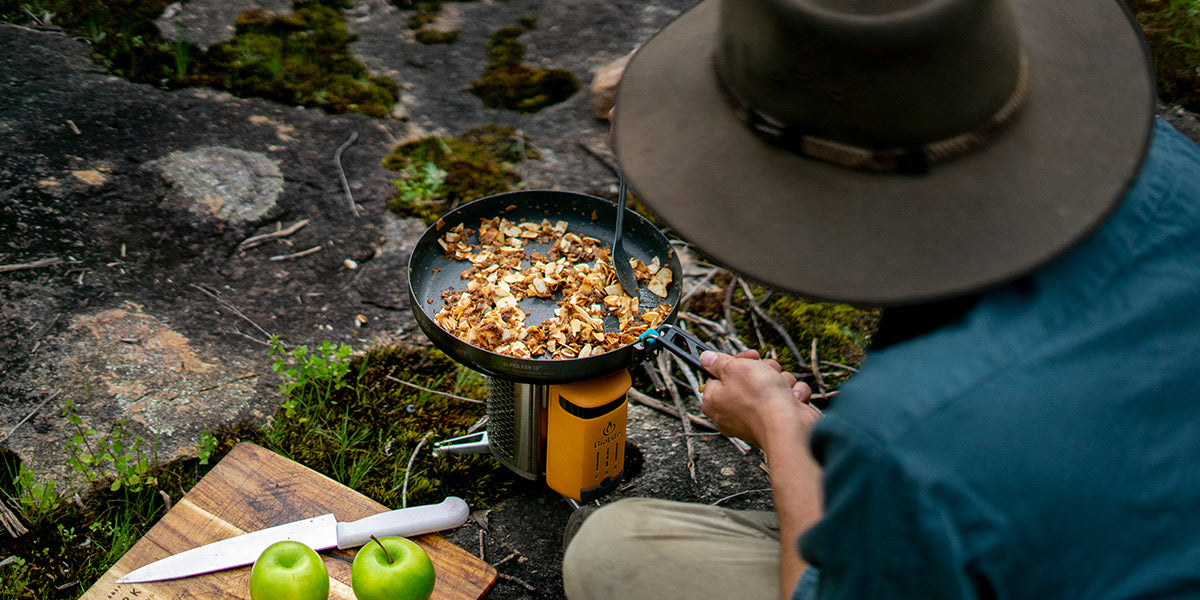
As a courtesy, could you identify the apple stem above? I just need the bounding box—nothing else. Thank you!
[369,535,394,565]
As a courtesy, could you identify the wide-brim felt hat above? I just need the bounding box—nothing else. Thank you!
[614,0,1155,306]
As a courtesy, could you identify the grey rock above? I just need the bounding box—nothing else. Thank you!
[150,146,284,224]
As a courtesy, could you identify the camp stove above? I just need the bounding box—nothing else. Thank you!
[432,327,708,502]
[408,190,711,502]
[435,370,632,502]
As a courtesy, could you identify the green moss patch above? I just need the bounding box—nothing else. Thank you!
[470,18,579,113]
[406,1,461,45]
[1,0,399,118]
[190,3,399,117]
[382,125,536,223]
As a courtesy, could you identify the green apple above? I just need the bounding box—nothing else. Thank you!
[248,540,330,600]
[351,536,436,600]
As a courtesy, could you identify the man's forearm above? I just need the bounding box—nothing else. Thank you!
[763,417,823,600]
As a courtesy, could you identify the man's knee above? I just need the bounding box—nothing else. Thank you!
[562,498,665,598]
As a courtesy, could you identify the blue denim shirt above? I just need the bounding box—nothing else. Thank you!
[794,119,1200,599]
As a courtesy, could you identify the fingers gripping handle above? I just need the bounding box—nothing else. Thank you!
[336,497,470,549]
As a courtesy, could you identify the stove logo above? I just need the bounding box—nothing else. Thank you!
[593,422,621,448]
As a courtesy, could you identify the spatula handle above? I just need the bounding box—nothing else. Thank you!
[336,497,470,549]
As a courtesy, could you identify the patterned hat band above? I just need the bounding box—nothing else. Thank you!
[715,52,1030,175]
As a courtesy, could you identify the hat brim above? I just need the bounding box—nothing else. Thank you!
[614,0,1155,305]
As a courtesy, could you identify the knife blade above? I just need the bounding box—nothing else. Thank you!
[116,496,470,584]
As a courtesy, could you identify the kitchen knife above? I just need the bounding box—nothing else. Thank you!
[116,496,470,584]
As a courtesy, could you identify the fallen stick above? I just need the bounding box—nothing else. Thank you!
[384,374,485,404]
[738,278,810,369]
[239,219,310,249]
[333,131,360,217]
[628,388,717,431]
[190,283,276,342]
[657,353,697,481]
[810,338,827,394]
[269,245,322,261]
[0,391,60,443]
[498,573,536,592]
[400,430,433,508]
[0,257,69,273]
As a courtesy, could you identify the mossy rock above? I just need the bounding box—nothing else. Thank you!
[0,0,399,118]
[761,296,878,376]
[470,18,580,113]
[383,125,535,223]
[191,3,400,117]
[414,28,460,44]
[406,1,461,45]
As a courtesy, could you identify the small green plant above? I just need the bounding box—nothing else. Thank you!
[9,463,61,525]
[197,430,219,465]
[395,161,448,206]
[0,555,33,599]
[270,336,355,398]
[382,125,531,223]
[0,426,229,600]
[63,399,159,493]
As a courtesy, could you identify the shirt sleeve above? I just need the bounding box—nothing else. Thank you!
[791,567,820,600]
[799,415,982,600]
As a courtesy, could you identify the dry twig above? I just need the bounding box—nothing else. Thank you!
[657,353,697,481]
[0,392,59,444]
[737,278,810,369]
[384,374,484,404]
[711,487,772,506]
[269,245,322,261]
[810,338,827,394]
[628,389,716,431]
[190,283,276,343]
[0,257,72,273]
[498,573,536,592]
[1,500,28,538]
[401,431,433,508]
[239,219,310,249]
[679,265,720,306]
[491,551,521,568]
[334,132,360,217]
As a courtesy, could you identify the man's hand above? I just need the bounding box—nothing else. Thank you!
[700,349,825,600]
[699,350,818,452]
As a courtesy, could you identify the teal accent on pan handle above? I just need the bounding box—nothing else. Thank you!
[637,324,713,378]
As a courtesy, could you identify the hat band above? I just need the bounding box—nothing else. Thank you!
[716,54,1029,175]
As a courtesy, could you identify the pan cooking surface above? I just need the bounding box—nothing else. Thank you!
[408,190,682,383]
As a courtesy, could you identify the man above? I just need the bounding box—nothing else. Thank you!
[563,0,1200,598]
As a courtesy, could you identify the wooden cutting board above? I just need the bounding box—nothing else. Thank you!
[81,442,497,600]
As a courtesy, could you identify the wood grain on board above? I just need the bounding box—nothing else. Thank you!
[80,442,496,600]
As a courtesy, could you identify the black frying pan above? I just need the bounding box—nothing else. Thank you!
[408,189,684,384]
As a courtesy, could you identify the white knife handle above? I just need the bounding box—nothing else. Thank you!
[335,497,470,549]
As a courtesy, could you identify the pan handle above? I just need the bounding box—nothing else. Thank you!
[637,324,713,379]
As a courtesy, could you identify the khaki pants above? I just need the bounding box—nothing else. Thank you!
[562,498,780,600]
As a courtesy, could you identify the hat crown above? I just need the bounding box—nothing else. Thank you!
[715,0,1024,149]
